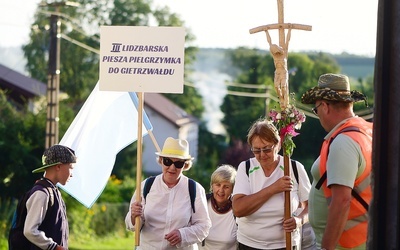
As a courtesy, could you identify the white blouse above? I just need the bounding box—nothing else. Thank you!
[125,174,211,250]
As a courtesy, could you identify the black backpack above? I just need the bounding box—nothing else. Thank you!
[8,178,55,250]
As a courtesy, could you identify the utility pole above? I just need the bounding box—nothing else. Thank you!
[45,4,60,149]
[42,1,79,149]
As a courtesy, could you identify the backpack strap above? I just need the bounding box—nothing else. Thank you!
[143,176,196,213]
[291,160,299,184]
[315,126,369,211]
[316,126,362,190]
[143,176,156,200]
[315,172,327,190]
[245,159,250,176]
[36,178,55,206]
[188,178,196,213]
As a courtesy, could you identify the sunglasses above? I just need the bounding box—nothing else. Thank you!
[251,145,275,155]
[162,157,186,169]
[312,102,323,115]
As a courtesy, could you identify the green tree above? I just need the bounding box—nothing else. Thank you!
[0,90,41,198]
[22,0,204,183]
[0,90,76,200]
[221,48,274,142]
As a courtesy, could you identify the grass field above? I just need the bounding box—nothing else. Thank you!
[69,234,135,250]
[70,237,134,250]
[0,235,135,250]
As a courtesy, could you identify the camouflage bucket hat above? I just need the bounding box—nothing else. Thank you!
[32,145,77,173]
[301,73,367,105]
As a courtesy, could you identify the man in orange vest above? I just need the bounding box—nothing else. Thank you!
[301,73,372,250]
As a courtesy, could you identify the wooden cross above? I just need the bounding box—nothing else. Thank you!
[249,0,312,110]
[249,1,312,250]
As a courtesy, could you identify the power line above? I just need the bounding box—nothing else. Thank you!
[61,34,99,54]
[57,27,374,121]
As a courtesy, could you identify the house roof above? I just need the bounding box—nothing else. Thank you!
[0,63,46,103]
[144,93,198,127]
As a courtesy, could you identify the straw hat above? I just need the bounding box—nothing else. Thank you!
[32,145,77,173]
[301,73,367,104]
[155,137,193,160]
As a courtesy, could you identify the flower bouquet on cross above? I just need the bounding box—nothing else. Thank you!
[268,94,306,156]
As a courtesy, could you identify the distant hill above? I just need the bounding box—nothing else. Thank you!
[333,53,375,79]
[191,48,375,134]
[1,46,374,80]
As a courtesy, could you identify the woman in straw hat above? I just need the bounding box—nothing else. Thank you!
[125,137,211,249]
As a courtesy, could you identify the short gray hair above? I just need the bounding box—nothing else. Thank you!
[209,164,237,192]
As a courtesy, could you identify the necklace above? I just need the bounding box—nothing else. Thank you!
[210,195,232,214]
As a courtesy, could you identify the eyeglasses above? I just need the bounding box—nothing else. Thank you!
[312,102,323,115]
[251,145,275,155]
[162,157,186,169]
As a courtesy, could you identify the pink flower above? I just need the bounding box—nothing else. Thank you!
[269,110,279,122]
[280,124,300,137]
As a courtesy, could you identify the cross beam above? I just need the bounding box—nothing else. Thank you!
[249,1,312,110]
[250,23,312,35]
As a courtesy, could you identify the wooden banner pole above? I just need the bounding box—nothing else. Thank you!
[148,130,161,152]
[134,92,144,247]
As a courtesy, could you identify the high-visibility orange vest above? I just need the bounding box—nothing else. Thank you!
[318,117,373,248]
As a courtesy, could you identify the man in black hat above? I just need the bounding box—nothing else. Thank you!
[301,73,372,250]
[24,145,76,250]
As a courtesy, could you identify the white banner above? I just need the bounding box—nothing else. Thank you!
[59,82,152,208]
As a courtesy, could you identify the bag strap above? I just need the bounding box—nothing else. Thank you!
[291,160,299,184]
[36,178,55,206]
[316,126,362,190]
[315,126,369,211]
[144,176,196,213]
[143,176,156,200]
[245,159,250,176]
[188,178,196,213]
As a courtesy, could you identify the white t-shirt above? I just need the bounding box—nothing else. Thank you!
[125,174,211,250]
[233,155,311,249]
[198,200,238,250]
